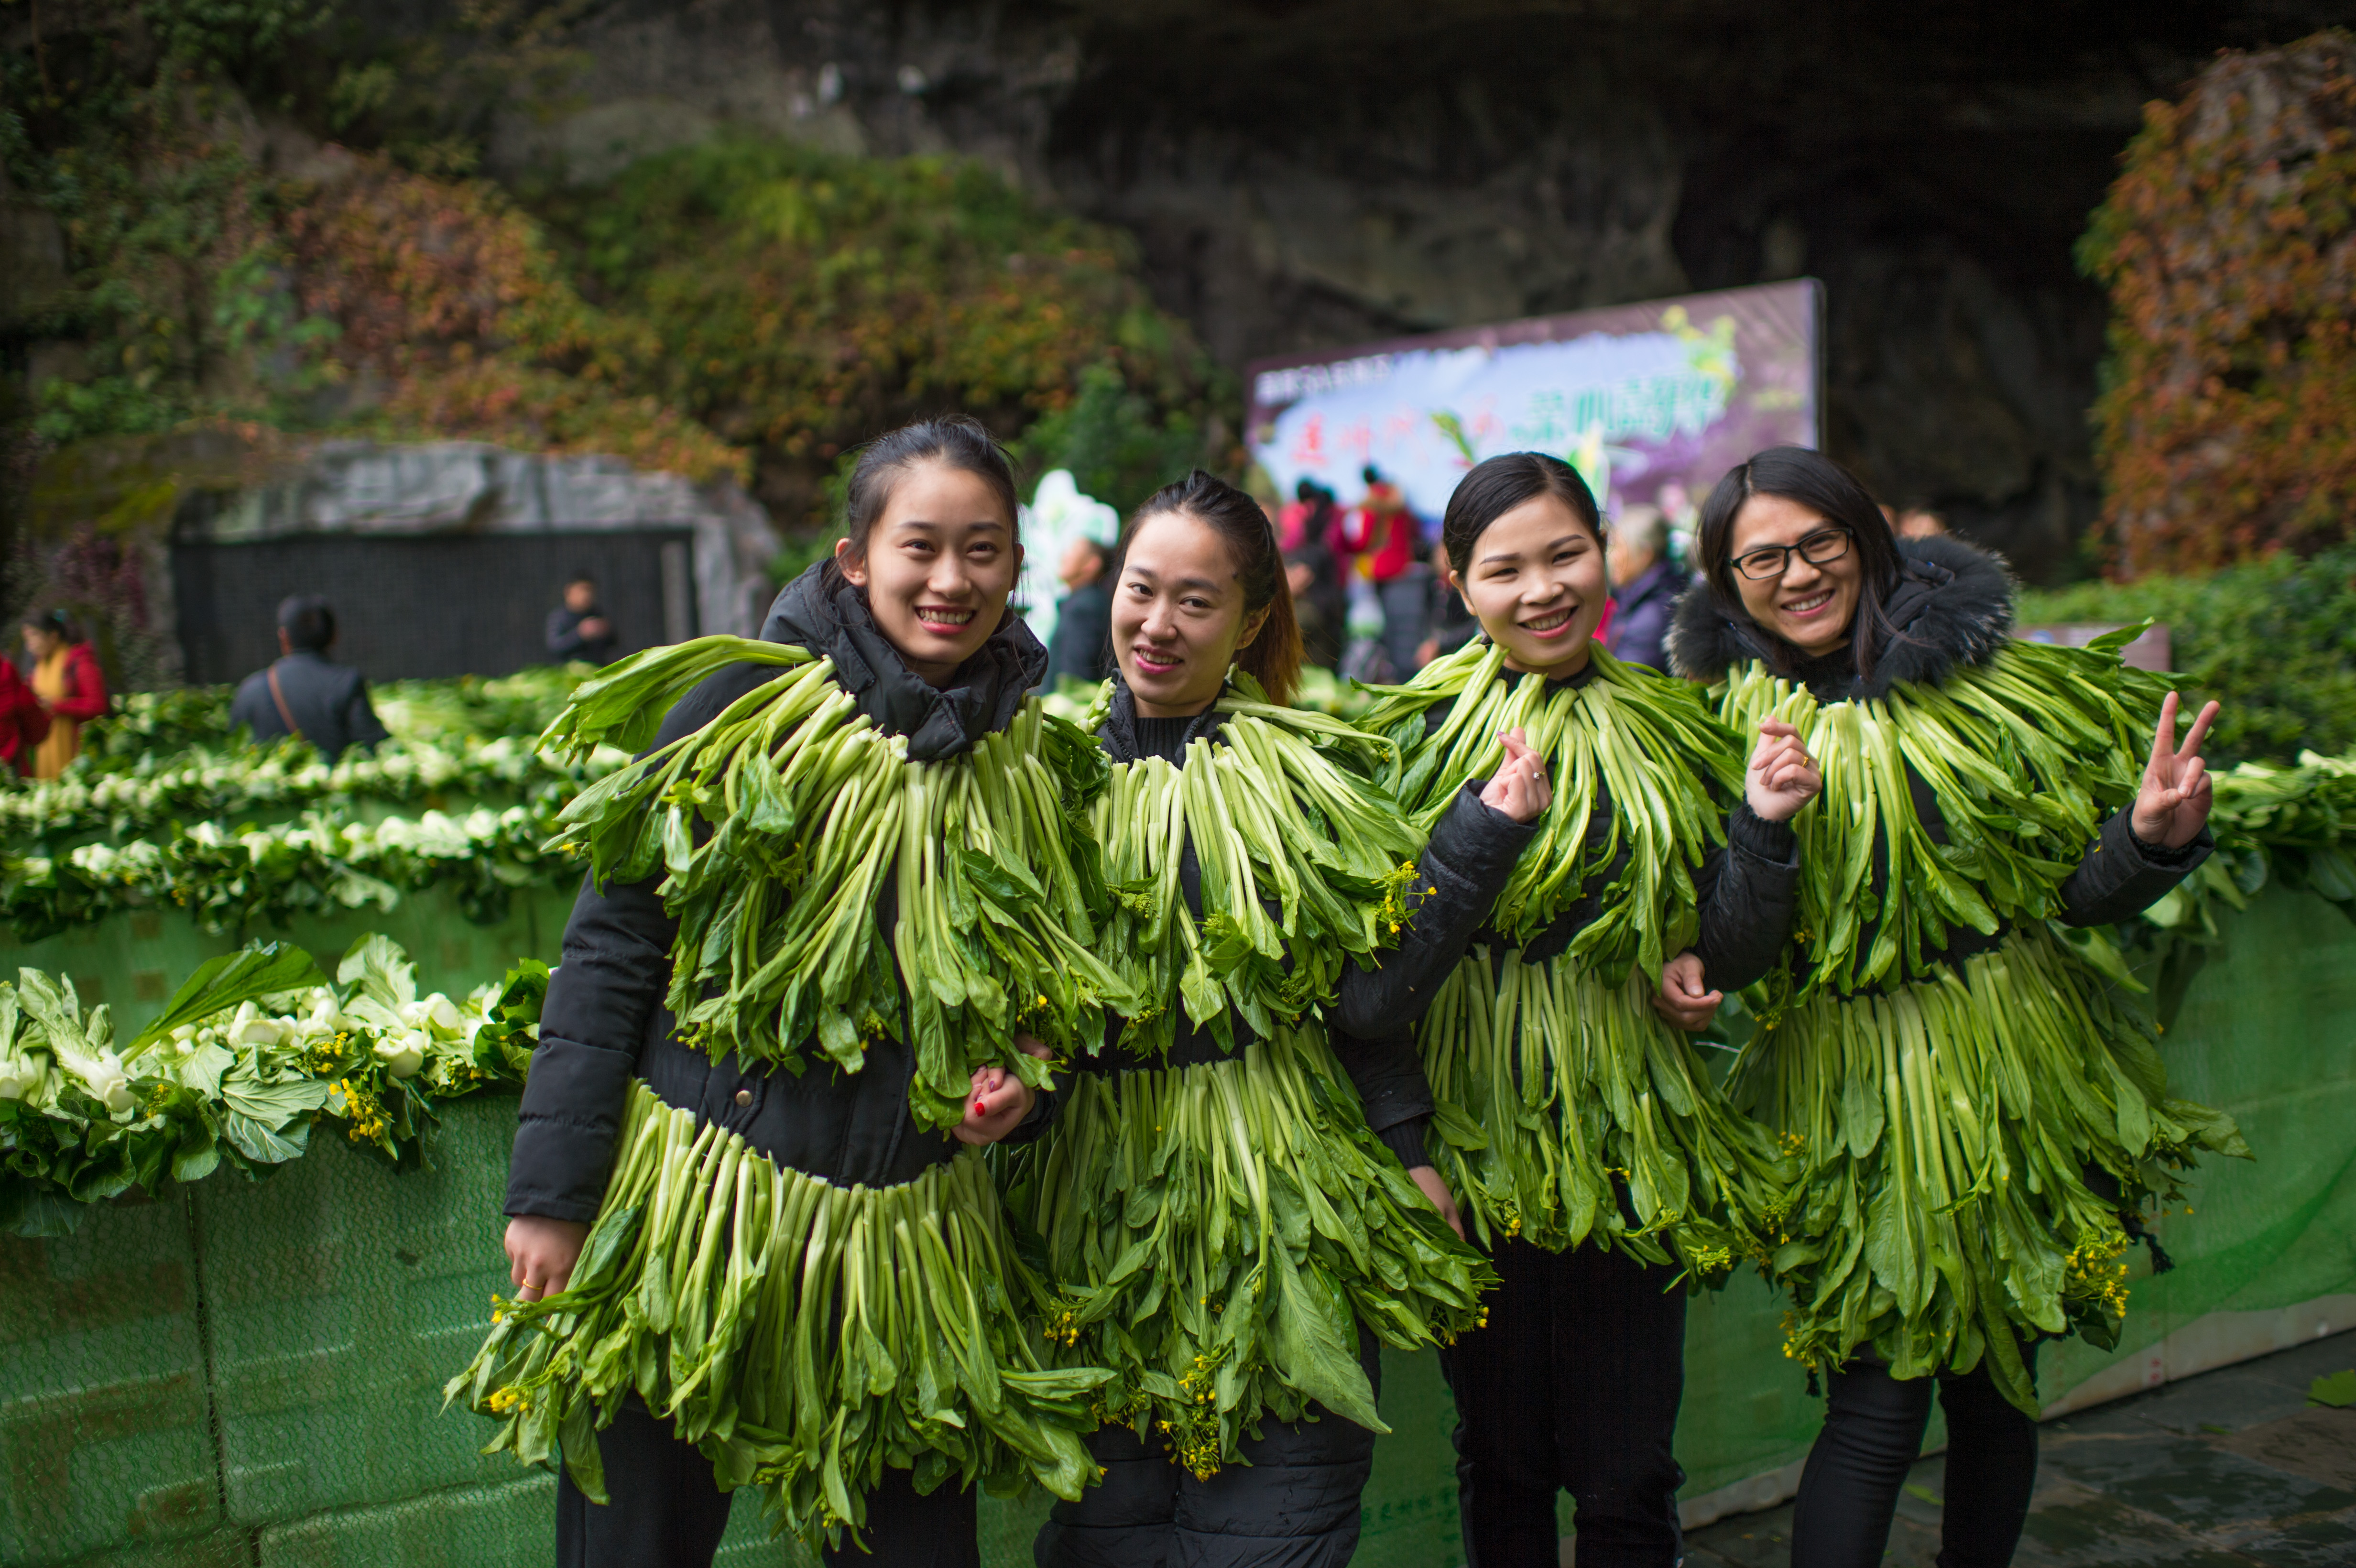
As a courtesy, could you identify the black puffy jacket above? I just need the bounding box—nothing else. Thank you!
[1072,678,1536,1172]
[1665,533,2212,984]
[504,567,1050,1224]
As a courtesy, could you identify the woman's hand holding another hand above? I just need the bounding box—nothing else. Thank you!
[504,1214,589,1304]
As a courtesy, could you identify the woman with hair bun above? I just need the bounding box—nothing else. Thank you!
[458,416,1124,1568]
[1669,445,2242,1568]
[1352,450,1820,1567]
[1008,469,1495,1568]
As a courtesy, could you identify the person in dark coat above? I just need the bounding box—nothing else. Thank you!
[1602,503,1688,671]
[1666,449,2220,1568]
[229,596,390,762]
[499,417,1064,1568]
[1031,472,1514,1568]
[1039,534,1113,689]
[1341,454,1817,1568]
[1415,539,1480,667]
[545,574,618,664]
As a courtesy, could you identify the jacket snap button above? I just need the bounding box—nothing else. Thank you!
[734,1089,753,1107]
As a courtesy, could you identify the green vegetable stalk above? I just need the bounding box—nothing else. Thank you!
[1419,951,1797,1271]
[1360,642,1796,1273]
[1717,633,2160,1008]
[1363,641,1741,982]
[1084,678,1423,1057]
[540,637,1134,1128]
[1713,636,2249,1414]
[1738,927,2246,1413]
[998,678,1490,1476]
[449,1084,1110,1546]
[1000,1033,1491,1478]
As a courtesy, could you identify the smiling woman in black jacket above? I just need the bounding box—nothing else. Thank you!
[1669,447,2239,1568]
[456,418,1121,1568]
[1009,471,1500,1568]
[1354,453,1820,1568]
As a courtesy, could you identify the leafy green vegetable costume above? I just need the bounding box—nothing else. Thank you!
[1000,676,1493,1479]
[1704,630,2248,1415]
[1360,640,1800,1274]
[451,630,1131,1542]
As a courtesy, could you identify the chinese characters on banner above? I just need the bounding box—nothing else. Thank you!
[1246,281,1822,529]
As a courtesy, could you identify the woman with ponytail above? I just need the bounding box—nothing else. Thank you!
[1003,470,1496,1568]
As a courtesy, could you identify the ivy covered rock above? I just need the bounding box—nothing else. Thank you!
[2081,29,2356,575]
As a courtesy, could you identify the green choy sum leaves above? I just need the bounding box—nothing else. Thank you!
[540,637,1138,1128]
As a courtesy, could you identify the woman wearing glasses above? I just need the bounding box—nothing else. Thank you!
[1668,446,2242,1568]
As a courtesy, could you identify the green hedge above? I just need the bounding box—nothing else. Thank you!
[2018,545,2356,764]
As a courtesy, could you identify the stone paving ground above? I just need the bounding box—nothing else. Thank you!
[1681,1330,2356,1567]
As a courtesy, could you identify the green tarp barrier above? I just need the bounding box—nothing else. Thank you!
[2,883,2350,1566]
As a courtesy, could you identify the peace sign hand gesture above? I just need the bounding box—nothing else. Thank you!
[2130,691,2221,850]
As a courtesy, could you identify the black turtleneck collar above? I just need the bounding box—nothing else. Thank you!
[1493,645,1602,693]
[758,563,1047,761]
[1097,673,1226,765]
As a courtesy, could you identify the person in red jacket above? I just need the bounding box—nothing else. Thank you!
[0,659,52,776]
[22,610,107,779]
[1332,466,1430,678]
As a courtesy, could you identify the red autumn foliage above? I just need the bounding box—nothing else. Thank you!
[2080,29,2356,577]
[277,155,741,481]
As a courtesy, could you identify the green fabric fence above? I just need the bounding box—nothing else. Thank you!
[2,882,2350,1567]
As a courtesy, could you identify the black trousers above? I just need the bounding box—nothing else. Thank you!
[1438,1239,1687,1568]
[1034,1327,1383,1568]
[556,1399,979,1568]
[1789,1349,2040,1568]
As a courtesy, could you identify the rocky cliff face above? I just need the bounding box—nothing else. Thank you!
[465,0,2339,581]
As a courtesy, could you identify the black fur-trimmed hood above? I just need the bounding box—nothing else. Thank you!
[1667,534,2015,700]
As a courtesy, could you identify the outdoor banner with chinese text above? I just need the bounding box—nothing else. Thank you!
[1246,281,1822,530]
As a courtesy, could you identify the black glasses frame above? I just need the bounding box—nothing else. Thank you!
[1733,527,1853,582]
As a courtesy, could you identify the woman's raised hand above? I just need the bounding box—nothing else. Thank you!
[1745,719,1822,823]
[1481,727,1553,824]
[2131,691,2221,849]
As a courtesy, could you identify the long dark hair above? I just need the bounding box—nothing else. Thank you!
[1440,452,1606,578]
[1694,446,1904,683]
[25,607,80,645]
[819,415,1021,594]
[1119,469,1303,706]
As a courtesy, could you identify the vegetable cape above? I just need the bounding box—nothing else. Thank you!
[1000,677,1490,1477]
[1361,641,1796,1272]
[449,1084,1109,1543]
[460,634,1123,1536]
[1714,635,2248,1414]
[540,635,1132,1130]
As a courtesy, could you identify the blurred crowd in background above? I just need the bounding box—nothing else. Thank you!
[1035,464,1868,695]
